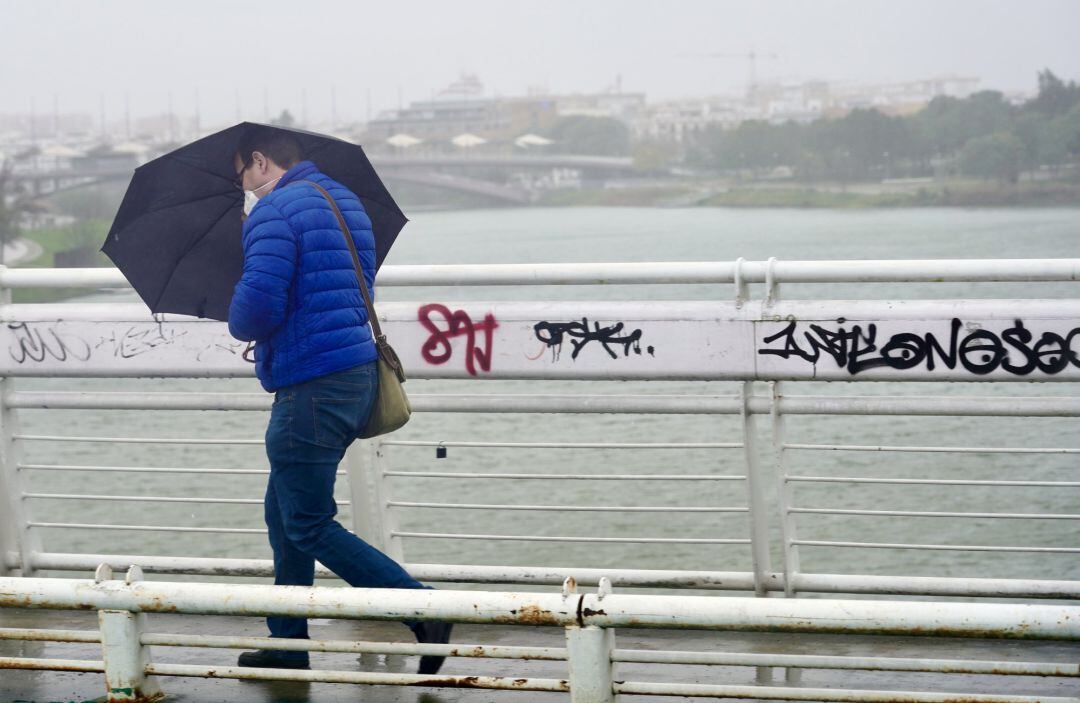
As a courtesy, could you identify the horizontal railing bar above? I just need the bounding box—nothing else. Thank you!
[611,648,1078,676]
[788,476,1080,487]
[0,656,105,673]
[791,508,1080,520]
[7,390,271,411]
[21,552,1080,597]
[381,440,742,449]
[17,463,344,475]
[387,501,745,513]
[22,493,288,505]
[4,577,1077,638]
[0,627,101,643]
[5,260,1078,288]
[27,522,268,534]
[791,573,1080,599]
[794,540,1080,553]
[392,531,749,544]
[146,662,571,690]
[383,471,744,481]
[25,551,764,590]
[786,443,1080,454]
[612,680,1076,703]
[14,434,263,445]
[6,390,745,414]
[776,395,1080,417]
[9,390,1080,417]
[142,632,568,660]
[0,267,133,288]
[386,258,1080,284]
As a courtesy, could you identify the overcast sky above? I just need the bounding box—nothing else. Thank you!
[2,0,1078,129]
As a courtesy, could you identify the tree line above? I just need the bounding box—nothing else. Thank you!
[539,70,1080,183]
[689,70,1080,183]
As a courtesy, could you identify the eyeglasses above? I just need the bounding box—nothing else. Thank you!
[232,163,249,190]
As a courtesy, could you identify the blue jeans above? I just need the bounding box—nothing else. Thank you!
[263,362,424,648]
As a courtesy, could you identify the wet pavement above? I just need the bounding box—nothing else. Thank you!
[1,607,1077,702]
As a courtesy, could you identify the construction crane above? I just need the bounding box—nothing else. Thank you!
[678,48,781,97]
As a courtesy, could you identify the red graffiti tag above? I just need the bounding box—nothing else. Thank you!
[418,304,498,376]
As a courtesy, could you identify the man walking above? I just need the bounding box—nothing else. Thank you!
[228,126,451,674]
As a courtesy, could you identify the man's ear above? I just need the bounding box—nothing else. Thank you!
[251,151,267,172]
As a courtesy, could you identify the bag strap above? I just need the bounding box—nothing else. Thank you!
[299,180,384,340]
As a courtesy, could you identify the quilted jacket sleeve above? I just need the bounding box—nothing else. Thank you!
[228,202,297,342]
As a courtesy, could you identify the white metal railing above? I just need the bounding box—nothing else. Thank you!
[0,262,1077,594]
[1,569,1078,702]
[0,261,1078,699]
[1,258,1077,287]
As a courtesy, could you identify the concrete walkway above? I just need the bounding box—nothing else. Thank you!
[2,607,1077,703]
[2,237,45,266]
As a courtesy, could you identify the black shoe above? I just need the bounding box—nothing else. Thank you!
[237,649,310,670]
[414,621,454,675]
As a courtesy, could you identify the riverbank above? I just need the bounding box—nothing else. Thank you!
[8,219,112,303]
[537,179,1080,209]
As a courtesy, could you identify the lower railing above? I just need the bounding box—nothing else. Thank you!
[2,567,1078,703]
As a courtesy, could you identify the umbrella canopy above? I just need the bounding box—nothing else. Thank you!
[386,133,422,148]
[103,122,407,321]
[451,133,487,148]
[41,143,85,158]
[113,141,151,155]
[514,133,553,148]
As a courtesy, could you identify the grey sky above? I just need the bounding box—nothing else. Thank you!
[2,0,1078,129]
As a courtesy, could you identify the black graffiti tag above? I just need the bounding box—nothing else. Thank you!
[95,318,189,359]
[533,318,654,361]
[7,322,92,364]
[758,318,1080,376]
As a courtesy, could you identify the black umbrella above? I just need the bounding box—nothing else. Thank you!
[103,122,407,321]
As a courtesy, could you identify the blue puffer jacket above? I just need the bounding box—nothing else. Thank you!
[228,160,378,392]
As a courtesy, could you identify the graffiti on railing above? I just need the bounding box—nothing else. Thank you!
[95,317,189,359]
[418,303,498,376]
[6,319,245,367]
[758,318,1080,375]
[1,305,1075,380]
[531,317,654,362]
[7,322,92,364]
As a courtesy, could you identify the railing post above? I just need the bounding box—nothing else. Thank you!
[740,380,776,684]
[0,275,39,576]
[0,378,22,576]
[770,381,800,597]
[97,565,163,702]
[770,381,803,685]
[564,577,614,703]
[739,381,772,597]
[346,437,402,561]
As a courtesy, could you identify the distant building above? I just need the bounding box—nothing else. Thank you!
[746,80,831,123]
[827,76,980,116]
[364,74,558,146]
[555,90,647,124]
[634,98,741,142]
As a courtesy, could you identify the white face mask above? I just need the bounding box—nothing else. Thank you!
[242,176,281,216]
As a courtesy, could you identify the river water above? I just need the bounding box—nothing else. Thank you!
[16,207,1080,586]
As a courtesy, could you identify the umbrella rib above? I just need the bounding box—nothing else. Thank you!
[159,154,239,184]
[150,197,240,314]
[139,189,239,218]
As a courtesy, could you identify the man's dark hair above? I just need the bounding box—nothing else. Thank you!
[237,127,304,169]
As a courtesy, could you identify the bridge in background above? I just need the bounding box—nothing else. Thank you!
[9,154,642,204]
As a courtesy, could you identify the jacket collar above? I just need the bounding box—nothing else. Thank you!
[274,160,319,191]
